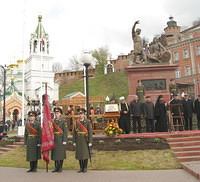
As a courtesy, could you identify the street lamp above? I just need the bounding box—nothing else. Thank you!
[81,52,93,119]
[0,65,6,133]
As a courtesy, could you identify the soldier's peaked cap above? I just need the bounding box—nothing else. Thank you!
[53,107,63,114]
[28,111,37,117]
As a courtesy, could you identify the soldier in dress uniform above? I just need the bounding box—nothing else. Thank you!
[72,108,92,173]
[169,79,177,99]
[24,111,41,172]
[136,80,145,103]
[51,107,68,173]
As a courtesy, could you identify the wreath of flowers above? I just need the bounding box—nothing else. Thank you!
[103,120,123,137]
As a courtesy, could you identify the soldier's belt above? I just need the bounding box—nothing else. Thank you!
[77,132,87,135]
[171,89,176,91]
[137,90,143,92]
[28,134,38,137]
[54,132,61,134]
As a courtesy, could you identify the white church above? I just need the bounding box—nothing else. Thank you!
[4,15,59,119]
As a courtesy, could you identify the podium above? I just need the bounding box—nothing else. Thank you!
[169,104,184,131]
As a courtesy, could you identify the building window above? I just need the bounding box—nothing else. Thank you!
[197,45,200,56]
[175,68,181,78]
[185,66,191,76]
[174,51,179,62]
[183,49,189,59]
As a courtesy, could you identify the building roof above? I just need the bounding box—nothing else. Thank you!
[6,80,22,96]
[62,91,85,100]
[34,15,48,40]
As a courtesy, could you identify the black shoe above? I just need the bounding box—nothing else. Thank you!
[52,168,58,173]
[27,169,33,173]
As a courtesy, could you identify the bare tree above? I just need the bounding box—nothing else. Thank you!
[52,62,63,73]
[192,17,200,26]
[92,46,111,74]
[68,55,83,71]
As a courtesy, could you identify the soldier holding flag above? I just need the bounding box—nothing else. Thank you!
[72,108,92,173]
[24,111,42,172]
[51,107,68,173]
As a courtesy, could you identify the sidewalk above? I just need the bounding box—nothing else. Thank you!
[0,167,198,182]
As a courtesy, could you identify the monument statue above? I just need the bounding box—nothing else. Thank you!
[131,21,171,65]
[132,20,147,64]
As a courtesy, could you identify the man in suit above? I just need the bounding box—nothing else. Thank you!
[194,94,200,130]
[182,94,194,130]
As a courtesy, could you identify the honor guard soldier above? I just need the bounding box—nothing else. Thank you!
[24,111,42,172]
[72,108,92,173]
[169,79,177,99]
[51,107,68,172]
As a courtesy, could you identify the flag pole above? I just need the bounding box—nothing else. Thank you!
[45,82,48,173]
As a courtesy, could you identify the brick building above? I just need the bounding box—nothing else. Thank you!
[165,16,200,98]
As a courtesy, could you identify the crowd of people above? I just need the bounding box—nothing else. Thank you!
[118,93,200,134]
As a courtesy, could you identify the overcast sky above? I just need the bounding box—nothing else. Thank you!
[0,0,199,69]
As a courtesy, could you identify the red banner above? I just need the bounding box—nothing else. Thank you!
[41,94,55,163]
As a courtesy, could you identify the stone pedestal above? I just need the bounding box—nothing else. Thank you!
[126,64,179,103]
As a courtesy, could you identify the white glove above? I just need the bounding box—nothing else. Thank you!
[62,142,67,145]
[73,143,76,147]
[88,143,92,147]
[24,145,26,147]
[37,144,41,147]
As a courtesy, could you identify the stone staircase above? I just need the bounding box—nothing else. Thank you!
[167,133,200,162]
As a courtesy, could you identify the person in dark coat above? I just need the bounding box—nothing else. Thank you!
[170,94,183,131]
[154,95,168,132]
[51,107,68,173]
[72,108,92,173]
[182,94,194,130]
[24,111,41,172]
[130,95,142,133]
[144,96,155,132]
[118,96,130,134]
[194,94,200,129]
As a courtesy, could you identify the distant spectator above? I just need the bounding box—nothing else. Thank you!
[118,96,130,134]
[182,94,194,130]
[144,96,155,132]
[194,94,200,130]
[130,95,142,133]
[154,95,168,132]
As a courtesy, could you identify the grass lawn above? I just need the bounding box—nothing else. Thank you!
[7,130,18,135]
[0,147,181,170]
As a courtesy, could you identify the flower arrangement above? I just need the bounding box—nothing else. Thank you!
[103,121,123,137]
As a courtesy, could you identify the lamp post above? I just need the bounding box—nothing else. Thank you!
[0,65,6,133]
[81,52,93,119]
